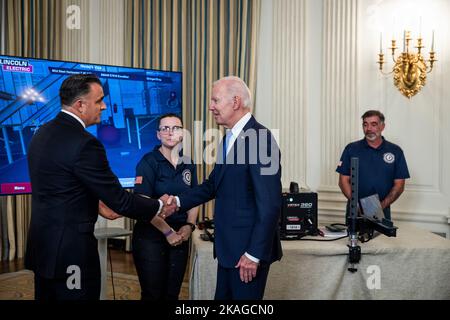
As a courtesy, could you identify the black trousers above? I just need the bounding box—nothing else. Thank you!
[34,273,100,300]
[214,263,270,300]
[132,223,189,300]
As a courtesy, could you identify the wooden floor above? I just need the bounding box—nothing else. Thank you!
[0,257,25,275]
[0,249,139,275]
[0,248,190,299]
[107,248,139,275]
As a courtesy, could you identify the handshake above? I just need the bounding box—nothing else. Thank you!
[158,194,179,219]
[98,194,179,221]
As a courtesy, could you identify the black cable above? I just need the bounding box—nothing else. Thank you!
[293,224,349,241]
[330,223,347,227]
[298,235,349,241]
[108,245,116,300]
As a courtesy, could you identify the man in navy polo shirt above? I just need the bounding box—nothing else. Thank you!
[336,110,410,220]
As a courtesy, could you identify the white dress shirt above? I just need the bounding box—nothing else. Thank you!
[61,109,86,128]
[225,112,252,155]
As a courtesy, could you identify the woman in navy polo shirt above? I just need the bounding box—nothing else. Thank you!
[132,113,199,300]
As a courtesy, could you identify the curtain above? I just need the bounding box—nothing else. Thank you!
[0,196,31,261]
[3,0,63,59]
[0,0,63,261]
[124,0,261,220]
[0,0,6,53]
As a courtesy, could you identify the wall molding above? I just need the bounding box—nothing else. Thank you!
[272,0,308,187]
[319,0,359,190]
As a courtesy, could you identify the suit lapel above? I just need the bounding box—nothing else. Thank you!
[214,116,257,188]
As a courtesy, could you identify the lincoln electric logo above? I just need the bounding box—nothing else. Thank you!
[287,203,313,208]
[0,58,33,73]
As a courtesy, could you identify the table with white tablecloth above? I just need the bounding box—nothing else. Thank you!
[188,222,450,299]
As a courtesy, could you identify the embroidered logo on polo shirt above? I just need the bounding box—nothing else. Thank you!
[182,169,191,186]
[383,153,395,164]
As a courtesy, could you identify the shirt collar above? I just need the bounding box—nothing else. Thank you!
[61,109,86,128]
[362,136,386,150]
[229,112,252,138]
[153,145,188,164]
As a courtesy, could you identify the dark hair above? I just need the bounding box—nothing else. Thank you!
[362,110,385,123]
[59,74,102,106]
[158,113,183,126]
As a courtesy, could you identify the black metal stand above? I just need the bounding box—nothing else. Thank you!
[347,157,361,272]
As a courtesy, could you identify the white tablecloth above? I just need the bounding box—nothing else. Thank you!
[189,222,450,300]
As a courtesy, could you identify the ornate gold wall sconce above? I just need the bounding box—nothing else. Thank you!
[377,30,437,99]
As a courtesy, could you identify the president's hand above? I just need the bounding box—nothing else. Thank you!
[235,254,259,283]
[98,201,122,220]
[159,194,179,219]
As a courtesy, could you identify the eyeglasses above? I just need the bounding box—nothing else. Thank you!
[158,126,183,133]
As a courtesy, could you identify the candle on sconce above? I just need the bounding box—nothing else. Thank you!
[403,30,406,52]
[419,16,422,37]
[380,32,383,53]
[431,30,435,51]
[392,17,396,40]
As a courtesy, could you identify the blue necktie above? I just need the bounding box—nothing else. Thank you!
[223,130,232,163]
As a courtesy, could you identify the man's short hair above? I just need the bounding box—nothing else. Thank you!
[59,74,102,106]
[362,110,385,123]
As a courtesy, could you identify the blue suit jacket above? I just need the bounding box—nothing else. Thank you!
[179,116,283,268]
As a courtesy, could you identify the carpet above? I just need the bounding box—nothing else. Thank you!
[0,270,189,300]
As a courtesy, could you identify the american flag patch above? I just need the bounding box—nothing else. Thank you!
[135,176,143,184]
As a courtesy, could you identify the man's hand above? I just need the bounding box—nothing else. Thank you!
[98,201,122,220]
[380,179,405,209]
[177,225,193,241]
[159,194,179,219]
[235,254,259,283]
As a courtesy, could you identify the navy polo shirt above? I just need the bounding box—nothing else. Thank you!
[336,137,410,218]
[134,146,198,225]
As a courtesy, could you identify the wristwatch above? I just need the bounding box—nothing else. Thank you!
[185,222,196,232]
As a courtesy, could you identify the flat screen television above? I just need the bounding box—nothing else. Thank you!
[0,55,182,195]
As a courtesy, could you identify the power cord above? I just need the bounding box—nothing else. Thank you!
[108,245,116,300]
[298,224,348,241]
[298,235,348,241]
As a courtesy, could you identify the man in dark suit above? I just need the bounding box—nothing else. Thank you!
[25,74,176,300]
[173,76,282,300]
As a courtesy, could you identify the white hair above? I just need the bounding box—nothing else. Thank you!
[213,76,252,108]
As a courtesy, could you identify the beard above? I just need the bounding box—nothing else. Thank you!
[365,132,378,141]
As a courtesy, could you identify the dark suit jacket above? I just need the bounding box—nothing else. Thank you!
[25,112,160,279]
[178,116,283,268]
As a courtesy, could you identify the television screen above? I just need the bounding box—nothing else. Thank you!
[0,55,182,195]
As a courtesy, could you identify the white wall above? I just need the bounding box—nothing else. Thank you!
[256,0,450,236]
